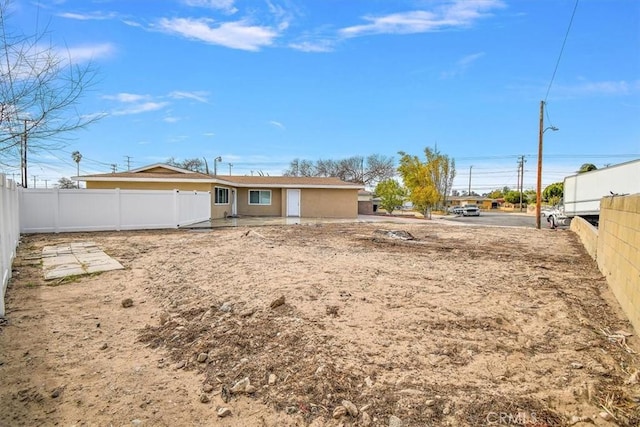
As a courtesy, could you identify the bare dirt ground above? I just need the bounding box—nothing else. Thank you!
[0,221,638,427]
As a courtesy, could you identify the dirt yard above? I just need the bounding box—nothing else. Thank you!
[0,221,638,426]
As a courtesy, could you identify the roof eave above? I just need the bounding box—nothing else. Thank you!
[77,176,361,189]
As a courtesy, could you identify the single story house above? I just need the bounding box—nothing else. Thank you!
[76,164,362,219]
[447,196,499,210]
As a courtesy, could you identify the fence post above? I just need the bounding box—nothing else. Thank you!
[115,188,121,231]
[54,188,60,233]
[1,174,7,317]
[174,189,179,228]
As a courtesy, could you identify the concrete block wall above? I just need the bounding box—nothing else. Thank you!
[597,194,640,334]
[570,216,599,260]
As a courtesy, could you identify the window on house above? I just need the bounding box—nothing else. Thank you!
[215,187,229,204]
[249,190,271,205]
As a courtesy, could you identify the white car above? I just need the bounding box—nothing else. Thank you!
[462,205,480,216]
[449,206,463,215]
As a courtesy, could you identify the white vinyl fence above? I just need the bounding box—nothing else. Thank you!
[19,188,211,233]
[1,174,20,316]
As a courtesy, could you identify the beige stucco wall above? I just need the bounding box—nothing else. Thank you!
[300,188,358,218]
[596,194,640,334]
[236,188,283,217]
[86,181,211,191]
[211,185,234,219]
[570,216,599,260]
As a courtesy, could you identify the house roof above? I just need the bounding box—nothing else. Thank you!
[76,164,362,190]
[449,196,493,201]
[214,175,354,188]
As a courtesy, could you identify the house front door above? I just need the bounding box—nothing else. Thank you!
[286,189,300,217]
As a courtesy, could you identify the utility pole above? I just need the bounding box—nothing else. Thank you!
[228,163,233,175]
[111,164,118,173]
[518,155,526,212]
[124,155,132,171]
[468,165,473,195]
[44,179,49,189]
[21,119,28,188]
[32,175,37,188]
[536,101,544,229]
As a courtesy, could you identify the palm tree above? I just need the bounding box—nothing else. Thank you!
[72,151,82,185]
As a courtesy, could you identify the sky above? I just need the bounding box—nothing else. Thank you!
[2,0,639,193]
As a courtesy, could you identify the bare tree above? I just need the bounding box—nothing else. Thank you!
[166,157,206,172]
[0,1,101,175]
[283,154,395,186]
[283,158,316,177]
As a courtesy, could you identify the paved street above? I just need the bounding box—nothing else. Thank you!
[441,211,539,228]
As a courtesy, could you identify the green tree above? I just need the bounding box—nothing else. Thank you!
[486,189,504,199]
[487,187,510,199]
[578,163,597,173]
[504,190,523,205]
[524,189,537,205]
[375,179,405,215]
[397,148,455,218]
[543,182,563,205]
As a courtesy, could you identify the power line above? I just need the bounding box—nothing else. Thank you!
[544,0,580,102]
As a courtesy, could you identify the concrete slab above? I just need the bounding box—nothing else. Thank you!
[42,242,124,280]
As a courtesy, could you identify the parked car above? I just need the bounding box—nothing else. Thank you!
[541,207,559,217]
[462,204,480,216]
[449,206,463,215]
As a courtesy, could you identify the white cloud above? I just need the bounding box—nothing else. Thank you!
[555,80,640,97]
[458,52,485,67]
[103,93,149,103]
[156,17,278,51]
[340,0,505,38]
[112,102,169,116]
[268,120,285,130]
[57,11,117,20]
[289,40,334,53]
[122,20,143,28]
[102,92,169,116]
[203,132,216,137]
[183,0,238,14]
[63,43,115,62]
[441,52,485,79]
[169,91,209,103]
[266,1,292,31]
[163,116,180,123]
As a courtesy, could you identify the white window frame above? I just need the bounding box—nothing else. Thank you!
[215,187,229,205]
[248,189,272,205]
